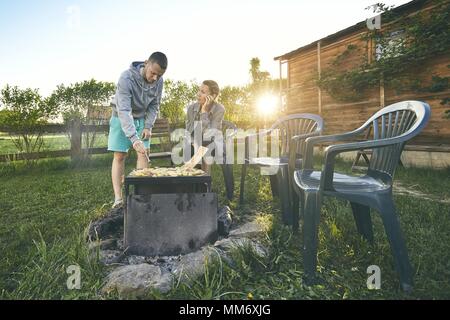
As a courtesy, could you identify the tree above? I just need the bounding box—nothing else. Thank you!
[218,85,252,124]
[249,57,271,84]
[0,109,12,126]
[160,79,198,125]
[0,85,59,163]
[248,57,285,123]
[48,79,115,159]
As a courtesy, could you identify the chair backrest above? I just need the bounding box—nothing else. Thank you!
[361,101,430,178]
[270,113,324,156]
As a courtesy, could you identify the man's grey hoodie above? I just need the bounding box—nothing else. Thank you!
[111,61,163,144]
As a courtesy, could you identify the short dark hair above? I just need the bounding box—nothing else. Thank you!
[149,52,168,70]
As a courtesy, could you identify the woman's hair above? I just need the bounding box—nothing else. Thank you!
[202,80,220,98]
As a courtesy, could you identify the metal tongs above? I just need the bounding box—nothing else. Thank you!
[144,150,151,163]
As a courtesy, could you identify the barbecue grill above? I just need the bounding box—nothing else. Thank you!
[124,173,218,256]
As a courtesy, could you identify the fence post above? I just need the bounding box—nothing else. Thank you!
[69,119,82,161]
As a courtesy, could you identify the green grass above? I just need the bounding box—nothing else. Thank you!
[0,155,449,299]
[0,134,109,154]
[0,133,164,155]
[162,165,450,300]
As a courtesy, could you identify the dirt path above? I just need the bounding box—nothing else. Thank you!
[393,182,450,204]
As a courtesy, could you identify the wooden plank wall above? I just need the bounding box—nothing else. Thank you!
[320,30,379,136]
[285,3,450,146]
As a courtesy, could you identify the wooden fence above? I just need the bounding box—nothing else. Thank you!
[0,119,172,162]
[0,119,267,163]
[1,117,448,163]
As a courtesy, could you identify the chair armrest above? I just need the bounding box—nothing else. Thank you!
[237,128,272,146]
[237,128,274,159]
[305,129,364,145]
[319,136,406,191]
[241,128,273,140]
[291,132,322,142]
[324,137,404,155]
[288,132,322,172]
[303,128,366,169]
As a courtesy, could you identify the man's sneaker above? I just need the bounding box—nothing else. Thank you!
[112,199,123,209]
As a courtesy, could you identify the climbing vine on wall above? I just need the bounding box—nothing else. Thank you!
[317,0,450,109]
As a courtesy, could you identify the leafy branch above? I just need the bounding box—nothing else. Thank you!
[317,1,450,106]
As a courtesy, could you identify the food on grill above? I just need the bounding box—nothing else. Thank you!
[129,167,206,177]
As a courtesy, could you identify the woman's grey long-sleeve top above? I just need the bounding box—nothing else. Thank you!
[185,102,225,134]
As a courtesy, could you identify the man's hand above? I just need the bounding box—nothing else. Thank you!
[133,140,146,154]
[142,128,152,140]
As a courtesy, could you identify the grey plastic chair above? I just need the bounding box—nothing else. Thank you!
[221,120,238,201]
[240,113,324,225]
[292,101,431,292]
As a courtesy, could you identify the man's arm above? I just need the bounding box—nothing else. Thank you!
[145,80,164,130]
[116,73,140,144]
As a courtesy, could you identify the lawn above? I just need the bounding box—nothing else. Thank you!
[0,133,165,159]
[0,133,109,154]
[0,154,449,300]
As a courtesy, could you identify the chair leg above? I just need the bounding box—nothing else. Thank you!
[277,166,292,225]
[221,164,234,201]
[378,196,414,292]
[292,190,300,233]
[362,153,371,165]
[269,174,279,197]
[239,163,247,204]
[351,152,362,170]
[350,202,374,243]
[302,190,321,284]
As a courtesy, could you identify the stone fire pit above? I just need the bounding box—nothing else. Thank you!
[124,174,217,256]
[87,206,267,298]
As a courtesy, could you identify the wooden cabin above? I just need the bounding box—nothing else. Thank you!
[274,0,449,167]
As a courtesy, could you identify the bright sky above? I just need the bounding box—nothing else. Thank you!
[0,0,412,97]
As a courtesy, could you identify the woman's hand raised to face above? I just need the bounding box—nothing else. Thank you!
[201,95,215,113]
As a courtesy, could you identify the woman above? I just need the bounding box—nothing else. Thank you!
[185,80,225,173]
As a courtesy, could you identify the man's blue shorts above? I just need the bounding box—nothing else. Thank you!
[107,116,150,153]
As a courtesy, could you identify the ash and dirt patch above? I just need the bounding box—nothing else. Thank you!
[393,182,450,204]
[87,206,267,297]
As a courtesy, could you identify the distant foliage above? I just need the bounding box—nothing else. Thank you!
[160,59,286,127]
[0,85,58,163]
[160,79,198,125]
[48,79,115,123]
[218,85,252,124]
[48,79,116,159]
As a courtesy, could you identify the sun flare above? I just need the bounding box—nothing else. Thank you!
[257,94,278,116]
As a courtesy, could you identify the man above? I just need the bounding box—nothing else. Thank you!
[107,52,167,208]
